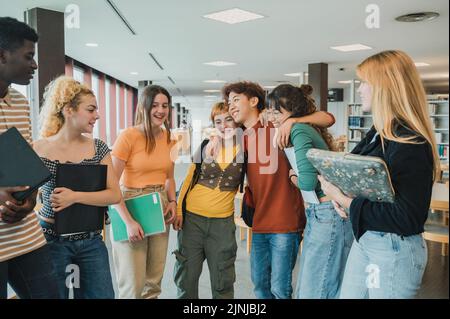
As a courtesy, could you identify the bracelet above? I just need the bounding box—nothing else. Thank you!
[168,200,177,204]
[289,174,298,179]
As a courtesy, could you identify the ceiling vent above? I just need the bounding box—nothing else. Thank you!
[395,12,439,22]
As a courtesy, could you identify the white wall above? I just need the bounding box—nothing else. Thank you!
[172,95,220,154]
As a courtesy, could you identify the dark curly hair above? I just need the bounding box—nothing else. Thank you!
[222,81,266,111]
[267,84,336,151]
[0,17,38,51]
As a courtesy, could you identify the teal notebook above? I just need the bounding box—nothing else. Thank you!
[109,192,166,242]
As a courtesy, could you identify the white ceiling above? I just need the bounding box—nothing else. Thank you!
[2,0,449,102]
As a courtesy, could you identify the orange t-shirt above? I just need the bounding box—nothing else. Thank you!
[112,127,177,188]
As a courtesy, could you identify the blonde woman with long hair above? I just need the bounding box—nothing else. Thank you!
[110,85,177,299]
[33,76,121,298]
[319,50,440,299]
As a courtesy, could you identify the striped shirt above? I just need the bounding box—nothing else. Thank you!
[0,87,46,262]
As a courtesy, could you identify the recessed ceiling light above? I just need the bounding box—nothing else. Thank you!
[331,44,372,52]
[204,95,218,98]
[284,73,302,77]
[415,62,430,67]
[130,72,139,75]
[203,8,265,25]
[338,80,361,84]
[204,61,237,67]
[264,85,276,89]
[85,43,98,47]
[203,80,226,83]
[204,89,221,93]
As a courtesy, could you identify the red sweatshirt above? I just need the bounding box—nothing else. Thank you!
[244,122,306,233]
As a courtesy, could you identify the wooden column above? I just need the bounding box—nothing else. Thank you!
[308,63,328,111]
[26,8,65,107]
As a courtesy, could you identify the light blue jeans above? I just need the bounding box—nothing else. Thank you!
[250,232,301,299]
[295,201,353,299]
[340,231,427,299]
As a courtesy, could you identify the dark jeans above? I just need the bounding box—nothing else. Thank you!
[44,232,115,299]
[0,245,60,299]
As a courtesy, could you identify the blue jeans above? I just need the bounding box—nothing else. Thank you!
[44,232,115,299]
[340,231,427,299]
[250,232,300,299]
[0,245,60,299]
[296,202,353,299]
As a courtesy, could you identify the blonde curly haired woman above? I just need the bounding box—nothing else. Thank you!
[33,76,121,299]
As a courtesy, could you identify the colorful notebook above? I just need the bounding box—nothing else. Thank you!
[109,192,166,242]
[306,148,395,203]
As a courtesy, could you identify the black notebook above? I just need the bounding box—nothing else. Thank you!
[0,127,52,201]
[55,163,107,235]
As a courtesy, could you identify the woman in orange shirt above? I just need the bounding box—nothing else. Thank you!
[111,85,177,299]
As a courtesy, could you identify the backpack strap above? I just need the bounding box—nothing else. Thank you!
[181,139,210,215]
[239,150,247,193]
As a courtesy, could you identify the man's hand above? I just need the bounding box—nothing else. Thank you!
[0,187,36,224]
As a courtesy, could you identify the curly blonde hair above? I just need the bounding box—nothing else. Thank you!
[39,76,94,138]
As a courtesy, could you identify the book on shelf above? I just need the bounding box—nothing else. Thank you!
[438,145,448,159]
[435,133,443,144]
[348,104,363,116]
[349,130,363,142]
[428,103,437,115]
[348,117,365,128]
[430,117,436,129]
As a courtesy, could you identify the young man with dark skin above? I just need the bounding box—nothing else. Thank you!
[0,17,59,299]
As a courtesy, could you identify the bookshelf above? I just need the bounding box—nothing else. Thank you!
[428,97,449,163]
[346,103,373,151]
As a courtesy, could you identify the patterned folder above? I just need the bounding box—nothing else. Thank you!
[306,148,395,203]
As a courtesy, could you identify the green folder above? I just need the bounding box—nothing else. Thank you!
[109,192,166,242]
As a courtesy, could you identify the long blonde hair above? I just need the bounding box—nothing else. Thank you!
[357,50,440,180]
[39,75,94,138]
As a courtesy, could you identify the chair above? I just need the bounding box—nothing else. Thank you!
[423,224,449,256]
[424,183,449,256]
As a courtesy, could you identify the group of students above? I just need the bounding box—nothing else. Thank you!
[0,17,439,299]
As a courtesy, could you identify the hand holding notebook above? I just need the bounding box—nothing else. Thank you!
[306,148,395,203]
[54,163,107,234]
[109,192,166,242]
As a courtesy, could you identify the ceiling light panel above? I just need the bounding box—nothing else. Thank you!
[331,44,372,52]
[203,8,264,25]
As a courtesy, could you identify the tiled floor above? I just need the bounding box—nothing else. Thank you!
[104,224,449,299]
